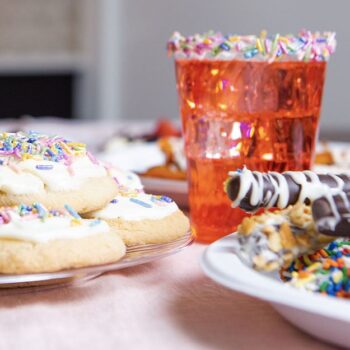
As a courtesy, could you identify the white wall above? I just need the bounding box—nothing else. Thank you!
[115,0,349,136]
[0,0,345,136]
[0,0,80,53]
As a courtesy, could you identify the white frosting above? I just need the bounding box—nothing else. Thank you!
[0,166,44,194]
[0,211,110,243]
[90,193,178,221]
[106,166,143,191]
[0,156,108,195]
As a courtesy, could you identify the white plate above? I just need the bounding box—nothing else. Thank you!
[201,233,350,348]
[0,231,194,292]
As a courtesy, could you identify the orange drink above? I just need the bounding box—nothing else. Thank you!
[168,31,336,243]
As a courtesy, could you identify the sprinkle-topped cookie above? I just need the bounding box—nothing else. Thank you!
[3,203,66,219]
[0,202,126,274]
[0,131,118,213]
[89,192,177,221]
[282,239,350,298]
[168,30,336,62]
[0,131,89,164]
[85,190,189,246]
[0,203,108,243]
[0,203,101,226]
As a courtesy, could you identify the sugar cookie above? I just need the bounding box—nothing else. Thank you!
[85,191,190,246]
[0,203,126,274]
[0,131,117,213]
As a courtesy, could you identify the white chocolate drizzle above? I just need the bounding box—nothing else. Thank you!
[228,169,349,215]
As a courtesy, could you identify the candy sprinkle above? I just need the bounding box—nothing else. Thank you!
[64,204,81,219]
[160,195,173,203]
[168,30,336,62]
[282,239,350,298]
[151,195,174,206]
[33,202,47,219]
[0,203,88,226]
[0,131,87,164]
[35,164,54,170]
[129,198,152,208]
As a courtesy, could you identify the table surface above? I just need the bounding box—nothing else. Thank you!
[0,243,337,350]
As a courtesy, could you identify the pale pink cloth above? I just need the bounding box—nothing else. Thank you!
[0,244,336,350]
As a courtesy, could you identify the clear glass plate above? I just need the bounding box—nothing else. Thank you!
[0,231,194,291]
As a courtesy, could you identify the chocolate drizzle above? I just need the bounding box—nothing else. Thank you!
[312,193,350,236]
[225,169,350,213]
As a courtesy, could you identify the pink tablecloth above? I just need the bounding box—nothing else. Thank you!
[0,244,335,350]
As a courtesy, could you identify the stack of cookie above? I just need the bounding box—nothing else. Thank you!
[0,131,189,274]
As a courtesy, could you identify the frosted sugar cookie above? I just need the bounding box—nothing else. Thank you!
[0,131,117,213]
[85,191,190,246]
[0,203,126,274]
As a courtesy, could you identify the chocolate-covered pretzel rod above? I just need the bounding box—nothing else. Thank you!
[233,204,334,271]
[312,192,350,236]
[225,168,350,212]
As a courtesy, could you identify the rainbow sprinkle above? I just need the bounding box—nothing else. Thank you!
[0,131,88,165]
[282,239,350,298]
[117,186,141,198]
[64,204,81,219]
[168,30,336,62]
[129,198,152,208]
[0,203,85,226]
[151,195,174,206]
[35,164,54,170]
